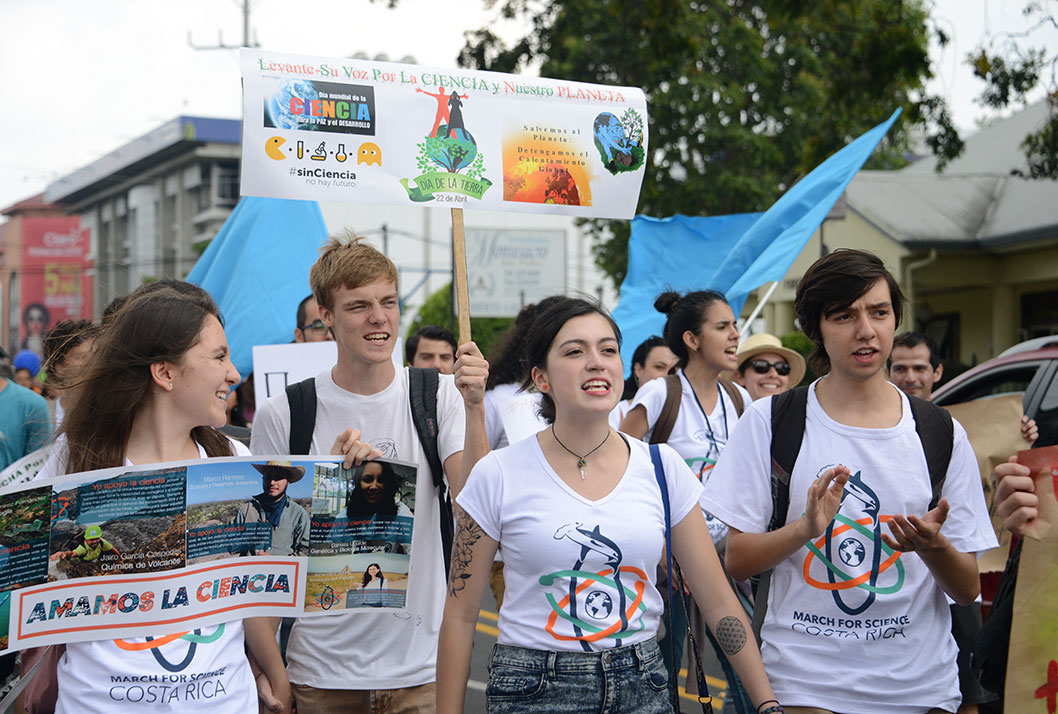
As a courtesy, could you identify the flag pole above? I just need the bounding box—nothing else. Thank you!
[739,281,779,338]
[451,208,472,343]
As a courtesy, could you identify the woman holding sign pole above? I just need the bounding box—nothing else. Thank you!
[436,297,780,714]
[27,283,290,714]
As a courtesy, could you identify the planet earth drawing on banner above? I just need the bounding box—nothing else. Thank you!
[424,124,478,172]
[267,80,319,131]
[592,109,645,175]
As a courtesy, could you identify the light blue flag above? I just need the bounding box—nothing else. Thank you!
[613,108,901,375]
[187,196,329,377]
[714,108,903,308]
[612,213,761,373]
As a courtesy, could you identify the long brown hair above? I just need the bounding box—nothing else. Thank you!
[59,283,233,473]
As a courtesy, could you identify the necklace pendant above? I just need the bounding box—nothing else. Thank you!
[578,462,587,480]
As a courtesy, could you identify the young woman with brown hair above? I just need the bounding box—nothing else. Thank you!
[437,297,780,714]
[31,282,289,714]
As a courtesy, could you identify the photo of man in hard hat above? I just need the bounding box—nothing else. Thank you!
[50,524,123,563]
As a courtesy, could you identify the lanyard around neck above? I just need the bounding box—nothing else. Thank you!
[682,370,728,454]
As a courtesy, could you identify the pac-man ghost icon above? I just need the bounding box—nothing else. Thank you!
[358,142,382,166]
[265,136,287,160]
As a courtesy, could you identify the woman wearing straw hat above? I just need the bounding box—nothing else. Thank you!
[732,334,806,402]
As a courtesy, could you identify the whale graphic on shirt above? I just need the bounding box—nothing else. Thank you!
[552,522,630,650]
[825,470,883,615]
[554,523,621,567]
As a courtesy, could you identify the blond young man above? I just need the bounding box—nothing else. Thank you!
[251,234,488,713]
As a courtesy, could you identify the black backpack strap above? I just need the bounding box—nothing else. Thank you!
[768,386,808,532]
[752,385,809,643]
[907,395,954,510]
[285,377,318,455]
[408,367,454,580]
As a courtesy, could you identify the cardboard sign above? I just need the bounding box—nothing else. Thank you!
[1004,445,1058,713]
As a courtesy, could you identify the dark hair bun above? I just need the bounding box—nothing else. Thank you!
[654,291,681,315]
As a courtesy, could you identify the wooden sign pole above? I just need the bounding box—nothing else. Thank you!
[451,207,472,344]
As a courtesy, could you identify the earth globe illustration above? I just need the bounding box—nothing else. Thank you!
[838,537,866,568]
[268,79,319,131]
[428,125,478,172]
[584,591,613,620]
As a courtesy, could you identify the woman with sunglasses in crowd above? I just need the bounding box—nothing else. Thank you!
[30,282,289,714]
[436,296,781,714]
[732,333,806,402]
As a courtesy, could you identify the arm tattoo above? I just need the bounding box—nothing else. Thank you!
[448,507,484,598]
[715,616,747,656]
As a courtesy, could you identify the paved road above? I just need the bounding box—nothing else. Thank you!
[463,588,731,713]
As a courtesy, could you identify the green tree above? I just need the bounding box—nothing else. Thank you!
[966,1,1058,178]
[407,282,514,360]
[781,330,817,386]
[456,0,961,287]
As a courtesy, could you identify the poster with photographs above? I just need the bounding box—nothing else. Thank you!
[305,459,416,612]
[0,453,421,655]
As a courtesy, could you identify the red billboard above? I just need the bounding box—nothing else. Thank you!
[19,217,93,354]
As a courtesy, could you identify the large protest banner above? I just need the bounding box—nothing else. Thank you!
[0,455,417,654]
[240,49,648,219]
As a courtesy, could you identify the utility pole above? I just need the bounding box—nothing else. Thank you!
[188,0,259,50]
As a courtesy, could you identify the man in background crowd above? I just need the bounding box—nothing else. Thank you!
[406,324,457,374]
[0,363,51,472]
[294,294,334,343]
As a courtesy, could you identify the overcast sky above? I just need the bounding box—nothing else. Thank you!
[0,0,1054,218]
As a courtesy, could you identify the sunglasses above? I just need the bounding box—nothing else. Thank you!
[748,359,791,376]
[300,319,328,333]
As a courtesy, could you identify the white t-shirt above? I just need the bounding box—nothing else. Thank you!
[483,382,548,450]
[36,440,258,714]
[250,366,466,689]
[457,436,703,652]
[700,381,997,714]
[608,399,632,430]
[630,370,748,543]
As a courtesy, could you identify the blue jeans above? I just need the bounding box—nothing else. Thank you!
[486,637,673,714]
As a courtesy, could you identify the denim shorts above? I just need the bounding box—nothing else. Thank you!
[486,637,673,714]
